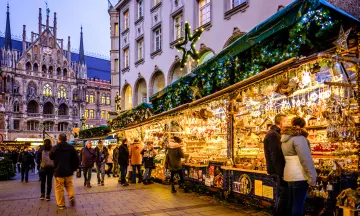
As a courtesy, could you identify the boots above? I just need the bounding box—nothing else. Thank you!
[171,183,177,193]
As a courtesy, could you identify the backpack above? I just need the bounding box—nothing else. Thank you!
[41,151,53,168]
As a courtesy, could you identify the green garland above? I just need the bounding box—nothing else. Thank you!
[151,6,340,114]
[109,103,153,130]
[79,125,111,139]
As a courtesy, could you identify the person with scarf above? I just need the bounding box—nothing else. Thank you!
[281,117,316,216]
[94,140,109,186]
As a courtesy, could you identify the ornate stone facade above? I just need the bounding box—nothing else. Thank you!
[0,6,110,141]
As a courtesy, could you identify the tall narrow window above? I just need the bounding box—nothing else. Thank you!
[232,0,245,8]
[106,94,111,105]
[13,102,20,112]
[89,92,95,103]
[114,23,119,36]
[137,40,143,61]
[101,110,105,119]
[43,84,53,97]
[90,109,94,118]
[124,10,129,29]
[86,94,89,102]
[174,14,183,40]
[124,49,129,68]
[154,28,162,51]
[199,0,211,26]
[137,0,144,19]
[154,0,160,6]
[84,109,89,118]
[114,59,119,72]
[101,94,106,104]
[58,85,67,99]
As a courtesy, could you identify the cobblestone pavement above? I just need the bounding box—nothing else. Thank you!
[0,172,269,216]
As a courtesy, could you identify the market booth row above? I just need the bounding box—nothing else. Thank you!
[109,0,360,214]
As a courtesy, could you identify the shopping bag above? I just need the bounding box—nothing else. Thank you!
[76,169,81,178]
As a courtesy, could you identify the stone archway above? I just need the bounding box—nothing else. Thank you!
[134,77,147,106]
[122,83,133,110]
[150,66,165,96]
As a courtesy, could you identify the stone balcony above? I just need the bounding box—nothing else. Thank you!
[27,113,41,117]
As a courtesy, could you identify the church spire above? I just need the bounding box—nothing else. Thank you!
[4,3,12,50]
[79,26,85,65]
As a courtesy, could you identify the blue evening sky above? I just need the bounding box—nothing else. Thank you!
[0,0,117,58]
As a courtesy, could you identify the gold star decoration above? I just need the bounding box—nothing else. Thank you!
[334,26,352,52]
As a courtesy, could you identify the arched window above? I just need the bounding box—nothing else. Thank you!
[135,78,147,105]
[106,94,111,105]
[86,93,89,102]
[48,66,53,75]
[63,68,68,77]
[13,101,20,112]
[58,104,69,116]
[43,121,54,131]
[89,92,95,103]
[198,51,215,65]
[26,62,31,71]
[27,101,39,113]
[33,63,39,72]
[56,68,61,76]
[43,102,54,115]
[101,94,106,104]
[58,85,67,99]
[27,120,39,131]
[123,84,133,110]
[170,67,185,83]
[151,71,165,95]
[13,82,20,94]
[43,84,53,97]
[42,65,47,74]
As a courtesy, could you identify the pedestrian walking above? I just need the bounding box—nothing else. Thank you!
[39,139,54,201]
[18,147,35,183]
[113,144,120,177]
[50,133,79,210]
[129,139,143,184]
[281,117,317,216]
[80,141,95,188]
[35,145,43,181]
[106,145,114,177]
[141,141,156,185]
[263,113,288,216]
[118,138,129,186]
[165,136,185,193]
[94,140,108,186]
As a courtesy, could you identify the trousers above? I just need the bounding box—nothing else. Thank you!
[83,167,92,184]
[96,162,105,183]
[55,176,75,207]
[40,167,54,195]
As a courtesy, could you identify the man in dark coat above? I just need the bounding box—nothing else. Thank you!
[18,147,34,183]
[80,141,95,188]
[263,114,287,216]
[118,138,129,186]
[166,136,185,193]
[94,140,108,186]
[50,133,79,209]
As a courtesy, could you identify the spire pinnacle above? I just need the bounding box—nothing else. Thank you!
[4,3,12,50]
[79,26,85,65]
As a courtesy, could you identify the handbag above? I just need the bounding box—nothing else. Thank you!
[76,169,81,178]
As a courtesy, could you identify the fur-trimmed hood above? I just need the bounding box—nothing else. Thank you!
[281,126,308,143]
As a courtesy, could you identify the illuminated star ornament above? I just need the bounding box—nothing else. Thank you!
[175,22,203,68]
[334,26,352,51]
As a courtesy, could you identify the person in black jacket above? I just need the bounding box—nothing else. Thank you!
[50,133,79,210]
[141,141,156,185]
[94,140,108,186]
[80,141,95,188]
[263,113,288,216]
[118,138,129,186]
[18,147,35,183]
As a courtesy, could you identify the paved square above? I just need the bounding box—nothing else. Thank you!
[0,172,269,216]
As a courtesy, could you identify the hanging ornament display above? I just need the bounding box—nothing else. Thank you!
[175,22,204,68]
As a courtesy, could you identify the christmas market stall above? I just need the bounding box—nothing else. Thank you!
[109,0,360,213]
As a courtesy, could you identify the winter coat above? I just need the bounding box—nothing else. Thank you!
[118,144,129,166]
[263,125,285,177]
[129,142,143,165]
[113,147,119,163]
[80,147,95,168]
[141,147,156,168]
[18,151,35,168]
[94,146,109,164]
[165,143,184,171]
[50,142,79,177]
[281,126,317,186]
